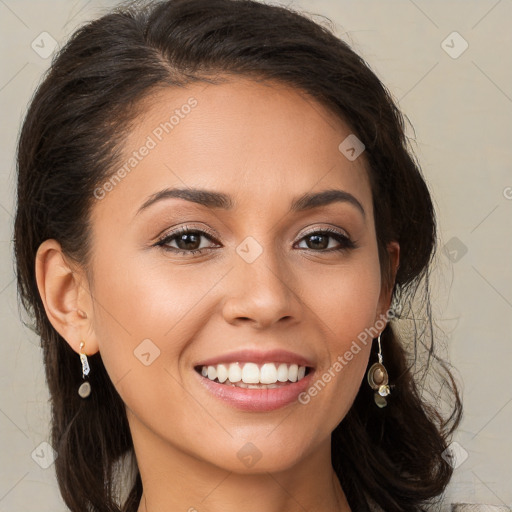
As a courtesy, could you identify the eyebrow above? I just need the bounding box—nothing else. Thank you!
[135,187,365,218]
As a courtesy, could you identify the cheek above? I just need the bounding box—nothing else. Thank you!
[91,249,211,341]
[87,253,231,457]
[310,250,383,339]
[88,251,226,396]
[300,253,382,418]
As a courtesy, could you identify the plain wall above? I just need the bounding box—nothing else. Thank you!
[0,0,510,510]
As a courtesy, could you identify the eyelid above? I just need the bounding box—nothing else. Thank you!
[298,225,350,240]
[155,223,220,244]
[156,223,351,245]
[154,223,357,258]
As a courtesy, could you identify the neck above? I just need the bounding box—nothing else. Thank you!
[128,411,351,512]
[136,466,350,512]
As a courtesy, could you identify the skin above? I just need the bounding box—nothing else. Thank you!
[35,77,399,512]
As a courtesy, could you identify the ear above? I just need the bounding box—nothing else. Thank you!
[35,239,99,356]
[376,240,400,321]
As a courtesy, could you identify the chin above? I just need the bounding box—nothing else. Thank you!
[197,435,316,475]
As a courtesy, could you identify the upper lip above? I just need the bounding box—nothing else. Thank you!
[194,349,315,368]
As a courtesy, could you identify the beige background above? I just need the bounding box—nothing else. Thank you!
[1,0,511,510]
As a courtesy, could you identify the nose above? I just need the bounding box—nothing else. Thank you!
[221,243,302,330]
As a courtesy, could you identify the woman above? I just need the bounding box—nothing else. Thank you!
[13,0,462,510]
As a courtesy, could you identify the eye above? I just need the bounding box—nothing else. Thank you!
[295,227,357,253]
[155,225,219,255]
[154,225,357,256]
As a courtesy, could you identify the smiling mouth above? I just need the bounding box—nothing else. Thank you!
[194,362,313,389]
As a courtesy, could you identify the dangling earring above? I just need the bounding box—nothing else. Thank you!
[367,333,391,408]
[78,341,91,398]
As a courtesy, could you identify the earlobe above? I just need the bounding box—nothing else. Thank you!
[377,241,400,321]
[389,241,400,285]
[34,239,99,355]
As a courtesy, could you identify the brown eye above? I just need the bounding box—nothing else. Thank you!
[155,226,357,257]
[156,227,219,255]
[296,229,356,252]
[173,231,202,251]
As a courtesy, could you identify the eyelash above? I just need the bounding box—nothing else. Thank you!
[155,225,357,256]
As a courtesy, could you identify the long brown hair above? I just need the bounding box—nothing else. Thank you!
[14,1,462,510]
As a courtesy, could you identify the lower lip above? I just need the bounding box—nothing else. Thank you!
[195,370,315,412]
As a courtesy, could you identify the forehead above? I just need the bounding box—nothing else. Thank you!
[92,77,373,222]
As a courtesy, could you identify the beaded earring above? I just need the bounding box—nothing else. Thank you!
[78,340,91,398]
[367,333,391,408]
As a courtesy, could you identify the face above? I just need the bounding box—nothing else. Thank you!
[72,78,397,473]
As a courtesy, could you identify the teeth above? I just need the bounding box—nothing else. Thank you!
[260,363,278,384]
[277,363,289,382]
[216,364,228,383]
[242,362,260,383]
[207,366,217,381]
[199,362,309,385]
[228,363,242,383]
